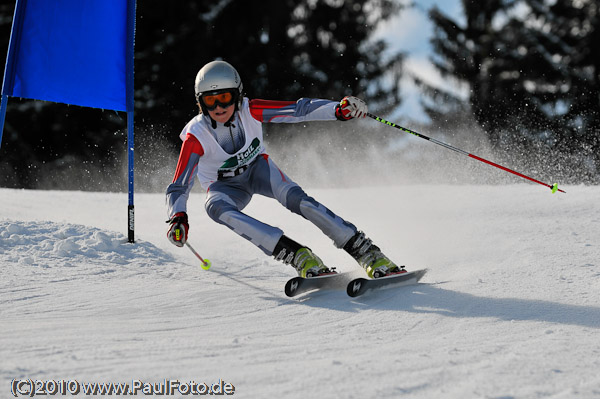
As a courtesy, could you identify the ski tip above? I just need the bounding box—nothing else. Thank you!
[414,268,428,279]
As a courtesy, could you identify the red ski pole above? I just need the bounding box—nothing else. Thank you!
[185,242,212,270]
[368,113,565,193]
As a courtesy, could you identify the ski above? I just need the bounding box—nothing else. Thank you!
[284,272,349,297]
[346,269,427,298]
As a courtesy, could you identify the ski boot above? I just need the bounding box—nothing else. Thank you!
[273,235,334,278]
[343,231,406,278]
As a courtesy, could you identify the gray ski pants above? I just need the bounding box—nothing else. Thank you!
[204,155,357,255]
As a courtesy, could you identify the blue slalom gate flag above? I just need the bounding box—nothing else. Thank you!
[4,0,130,110]
[0,0,137,242]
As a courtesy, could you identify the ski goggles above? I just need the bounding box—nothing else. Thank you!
[201,90,235,110]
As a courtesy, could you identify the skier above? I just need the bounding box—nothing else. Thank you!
[166,60,405,279]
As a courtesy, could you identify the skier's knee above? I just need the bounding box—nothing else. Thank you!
[286,186,313,215]
[205,199,237,223]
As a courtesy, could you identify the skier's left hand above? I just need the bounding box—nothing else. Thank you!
[335,96,368,120]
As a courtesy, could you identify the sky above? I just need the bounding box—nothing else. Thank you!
[372,0,464,122]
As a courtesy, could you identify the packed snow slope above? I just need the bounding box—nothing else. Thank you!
[1,184,599,398]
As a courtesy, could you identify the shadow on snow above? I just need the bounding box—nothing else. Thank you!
[288,283,600,329]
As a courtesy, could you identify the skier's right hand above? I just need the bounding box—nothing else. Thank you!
[335,96,368,120]
[167,212,189,247]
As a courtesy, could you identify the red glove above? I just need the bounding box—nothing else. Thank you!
[167,212,188,247]
[335,96,368,120]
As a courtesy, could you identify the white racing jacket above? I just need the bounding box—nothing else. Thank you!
[166,97,338,217]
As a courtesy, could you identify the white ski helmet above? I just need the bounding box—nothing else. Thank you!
[194,60,243,112]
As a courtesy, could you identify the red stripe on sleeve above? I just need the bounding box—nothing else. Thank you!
[172,133,204,183]
[249,99,296,122]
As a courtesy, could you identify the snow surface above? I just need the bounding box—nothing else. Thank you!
[1,184,599,398]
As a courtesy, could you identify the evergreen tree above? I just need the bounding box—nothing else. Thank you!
[528,0,600,177]
[428,0,532,147]
[426,0,600,181]
[134,0,404,133]
[0,0,406,189]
